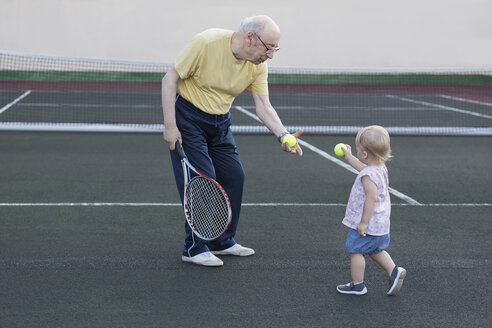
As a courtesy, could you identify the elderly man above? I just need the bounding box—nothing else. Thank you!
[162,15,302,267]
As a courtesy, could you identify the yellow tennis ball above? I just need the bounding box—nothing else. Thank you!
[334,143,347,157]
[283,134,297,147]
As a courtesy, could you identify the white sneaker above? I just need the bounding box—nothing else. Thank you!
[211,244,255,257]
[181,251,223,267]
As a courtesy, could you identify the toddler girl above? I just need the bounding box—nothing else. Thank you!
[337,125,406,296]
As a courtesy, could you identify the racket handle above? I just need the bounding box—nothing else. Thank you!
[175,141,186,160]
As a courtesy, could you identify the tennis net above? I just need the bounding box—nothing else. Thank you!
[1,51,491,135]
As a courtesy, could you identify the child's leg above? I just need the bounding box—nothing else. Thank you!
[371,250,406,295]
[350,253,366,284]
[369,250,395,275]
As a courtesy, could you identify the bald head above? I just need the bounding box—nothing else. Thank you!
[239,15,280,37]
[231,15,280,64]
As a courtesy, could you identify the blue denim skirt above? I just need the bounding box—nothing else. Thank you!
[345,229,390,255]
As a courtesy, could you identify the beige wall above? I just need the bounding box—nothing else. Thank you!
[1,0,491,68]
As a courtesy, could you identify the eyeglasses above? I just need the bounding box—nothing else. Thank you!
[256,34,280,53]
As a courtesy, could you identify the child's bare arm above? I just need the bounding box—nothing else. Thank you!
[356,176,378,236]
[343,145,366,172]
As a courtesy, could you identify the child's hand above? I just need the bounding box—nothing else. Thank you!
[344,144,353,157]
[356,223,368,236]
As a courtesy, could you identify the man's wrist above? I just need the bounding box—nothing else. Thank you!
[277,131,289,143]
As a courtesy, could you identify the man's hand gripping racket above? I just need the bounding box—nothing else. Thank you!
[175,141,232,241]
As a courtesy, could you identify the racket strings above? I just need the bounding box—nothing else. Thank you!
[185,177,230,240]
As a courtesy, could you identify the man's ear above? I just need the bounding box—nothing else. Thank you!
[246,31,255,46]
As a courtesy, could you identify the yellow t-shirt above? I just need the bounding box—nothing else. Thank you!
[174,28,269,115]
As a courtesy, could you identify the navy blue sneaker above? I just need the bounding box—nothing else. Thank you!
[388,266,406,295]
[337,282,367,295]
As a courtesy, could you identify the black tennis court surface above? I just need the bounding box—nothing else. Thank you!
[0,130,491,327]
[1,82,491,327]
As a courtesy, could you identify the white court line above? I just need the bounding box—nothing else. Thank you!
[386,95,492,119]
[439,95,492,107]
[0,202,173,207]
[298,141,422,205]
[0,202,490,207]
[235,105,262,122]
[17,103,157,109]
[0,90,32,115]
[234,105,422,206]
[239,105,442,112]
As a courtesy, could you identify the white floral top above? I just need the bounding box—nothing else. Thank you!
[342,165,391,236]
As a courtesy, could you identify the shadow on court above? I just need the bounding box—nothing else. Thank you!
[0,132,490,327]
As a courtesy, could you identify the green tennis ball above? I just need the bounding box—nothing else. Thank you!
[283,134,297,147]
[334,143,347,157]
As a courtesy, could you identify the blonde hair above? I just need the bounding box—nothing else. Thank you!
[356,125,392,162]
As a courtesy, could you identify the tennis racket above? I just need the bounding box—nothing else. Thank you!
[175,141,232,241]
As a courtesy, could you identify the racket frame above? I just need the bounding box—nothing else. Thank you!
[175,142,232,241]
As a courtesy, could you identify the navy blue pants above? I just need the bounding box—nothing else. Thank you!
[170,95,245,257]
